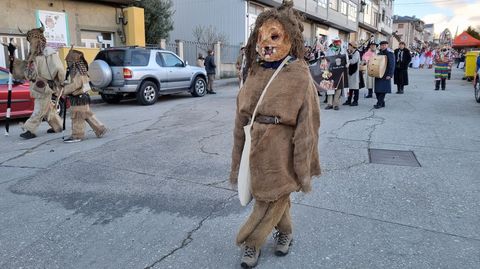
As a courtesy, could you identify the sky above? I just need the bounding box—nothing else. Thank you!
[393,0,480,35]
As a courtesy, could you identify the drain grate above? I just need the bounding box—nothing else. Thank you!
[368,149,421,167]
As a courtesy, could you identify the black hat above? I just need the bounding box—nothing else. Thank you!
[379,41,389,45]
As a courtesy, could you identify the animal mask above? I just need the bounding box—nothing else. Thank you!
[24,23,46,62]
[256,19,292,62]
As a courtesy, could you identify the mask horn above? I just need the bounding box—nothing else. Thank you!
[17,27,25,35]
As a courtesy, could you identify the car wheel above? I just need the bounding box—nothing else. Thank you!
[475,81,480,103]
[191,76,207,97]
[101,93,123,104]
[136,81,158,105]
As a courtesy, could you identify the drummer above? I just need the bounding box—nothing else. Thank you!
[373,41,395,109]
[362,41,378,98]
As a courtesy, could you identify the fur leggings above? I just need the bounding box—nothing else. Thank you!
[236,195,292,248]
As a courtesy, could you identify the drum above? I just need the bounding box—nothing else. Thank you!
[368,55,387,78]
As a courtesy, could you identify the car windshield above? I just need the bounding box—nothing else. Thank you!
[0,70,9,84]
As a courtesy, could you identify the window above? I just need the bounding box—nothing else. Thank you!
[348,2,357,21]
[248,2,265,15]
[130,50,150,66]
[161,53,184,67]
[341,1,348,14]
[95,50,125,66]
[80,30,114,49]
[329,0,338,11]
[316,0,327,8]
[398,23,404,29]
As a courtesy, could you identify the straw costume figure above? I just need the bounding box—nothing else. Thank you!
[14,23,64,139]
[62,49,107,143]
[230,1,321,267]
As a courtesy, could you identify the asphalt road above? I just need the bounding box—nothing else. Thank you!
[1,68,479,269]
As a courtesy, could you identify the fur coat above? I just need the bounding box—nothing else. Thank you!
[230,59,321,202]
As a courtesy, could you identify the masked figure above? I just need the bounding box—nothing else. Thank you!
[230,1,321,267]
[434,46,452,91]
[17,24,63,139]
[62,49,107,143]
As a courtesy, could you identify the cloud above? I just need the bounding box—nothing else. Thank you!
[422,2,480,35]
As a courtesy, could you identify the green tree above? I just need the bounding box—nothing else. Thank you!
[134,0,174,44]
[465,26,480,40]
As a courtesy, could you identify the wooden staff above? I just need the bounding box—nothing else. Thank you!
[2,39,16,136]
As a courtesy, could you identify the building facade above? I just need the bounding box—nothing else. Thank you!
[169,0,361,48]
[392,15,426,49]
[0,0,139,67]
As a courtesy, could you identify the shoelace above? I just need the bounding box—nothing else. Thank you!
[243,246,256,258]
[273,231,289,246]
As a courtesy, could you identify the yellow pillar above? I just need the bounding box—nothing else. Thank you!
[124,7,146,47]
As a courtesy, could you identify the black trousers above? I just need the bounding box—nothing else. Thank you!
[435,79,446,90]
[347,89,359,103]
[376,93,386,105]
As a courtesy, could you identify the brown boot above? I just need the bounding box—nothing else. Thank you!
[274,231,293,256]
[240,245,261,268]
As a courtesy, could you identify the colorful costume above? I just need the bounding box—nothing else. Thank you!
[434,48,452,91]
[63,49,106,142]
[230,1,321,267]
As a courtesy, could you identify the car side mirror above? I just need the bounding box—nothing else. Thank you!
[185,61,189,66]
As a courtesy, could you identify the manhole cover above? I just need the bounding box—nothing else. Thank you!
[368,149,421,167]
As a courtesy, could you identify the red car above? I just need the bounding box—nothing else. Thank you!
[0,67,69,120]
[0,66,33,119]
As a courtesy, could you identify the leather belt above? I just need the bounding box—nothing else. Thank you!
[255,115,281,125]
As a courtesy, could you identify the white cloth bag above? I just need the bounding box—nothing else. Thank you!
[238,56,291,206]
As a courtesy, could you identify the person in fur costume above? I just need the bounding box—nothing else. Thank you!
[62,49,107,143]
[230,1,321,267]
[16,24,63,139]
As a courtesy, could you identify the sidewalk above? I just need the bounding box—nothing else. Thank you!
[90,77,239,104]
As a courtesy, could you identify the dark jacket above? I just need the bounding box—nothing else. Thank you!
[374,48,395,93]
[204,54,216,74]
[394,48,411,86]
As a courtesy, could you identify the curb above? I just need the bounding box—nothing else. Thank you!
[90,78,239,105]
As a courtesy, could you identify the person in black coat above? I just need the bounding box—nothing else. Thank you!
[204,49,217,94]
[393,42,411,94]
[374,41,395,109]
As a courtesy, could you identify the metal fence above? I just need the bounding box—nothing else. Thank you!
[183,40,213,67]
[221,44,241,64]
[165,42,177,54]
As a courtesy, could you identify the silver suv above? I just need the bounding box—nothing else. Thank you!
[89,47,208,105]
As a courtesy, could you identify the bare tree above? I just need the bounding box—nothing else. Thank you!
[192,25,228,52]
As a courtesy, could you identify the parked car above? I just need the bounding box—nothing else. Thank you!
[0,67,68,120]
[0,67,33,119]
[89,46,208,105]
